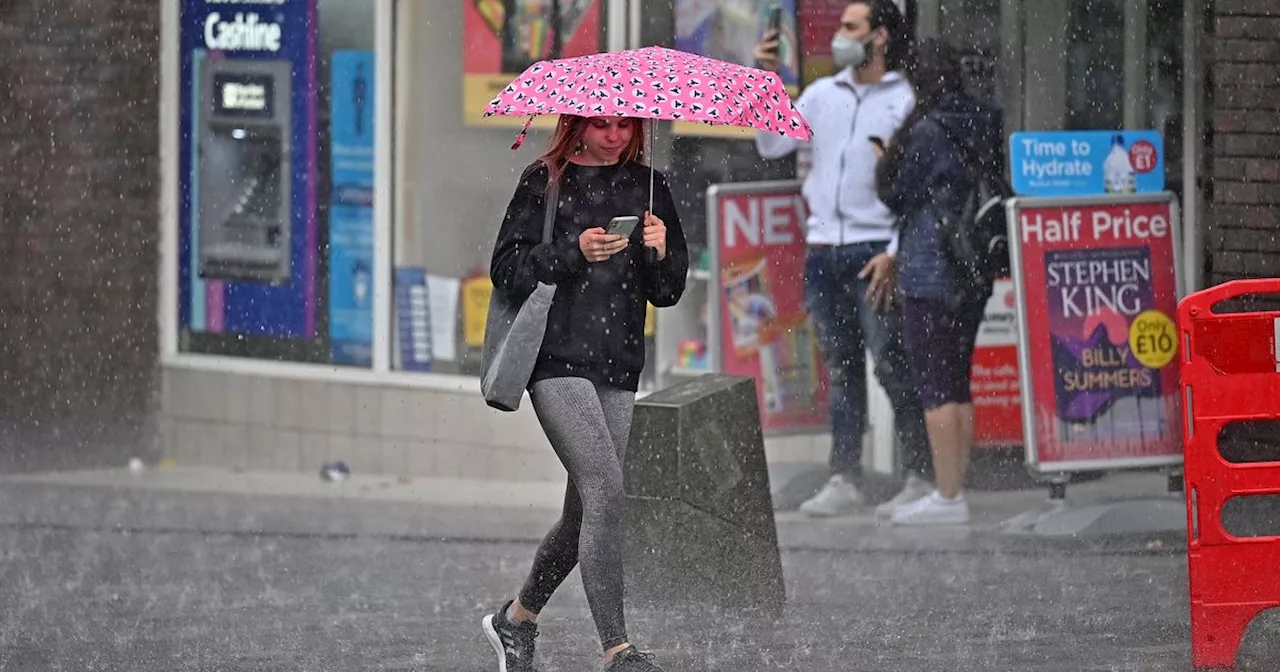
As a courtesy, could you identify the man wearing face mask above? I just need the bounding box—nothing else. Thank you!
[753,0,932,518]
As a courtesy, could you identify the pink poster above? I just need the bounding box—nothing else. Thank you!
[711,182,830,432]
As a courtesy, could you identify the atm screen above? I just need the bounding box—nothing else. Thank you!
[212,73,276,120]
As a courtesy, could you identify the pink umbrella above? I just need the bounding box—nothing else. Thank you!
[483,45,813,211]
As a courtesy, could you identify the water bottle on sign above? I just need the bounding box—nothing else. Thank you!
[1103,134,1136,194]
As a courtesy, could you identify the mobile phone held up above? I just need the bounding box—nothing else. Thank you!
[605,215,640,239]
[766,5,783,53]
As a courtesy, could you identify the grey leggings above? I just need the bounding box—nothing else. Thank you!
[518,376,635,650]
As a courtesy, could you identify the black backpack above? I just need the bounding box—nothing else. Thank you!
[938,125,1013,291]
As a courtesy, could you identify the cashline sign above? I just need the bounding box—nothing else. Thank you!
[204,11,284,52]
[179,0,319,341]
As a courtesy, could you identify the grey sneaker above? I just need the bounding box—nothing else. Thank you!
[798,474,864,517]
[481,600,539,672]
[890,490,971,526]
[875,472,934,518]
[606,646,663,671]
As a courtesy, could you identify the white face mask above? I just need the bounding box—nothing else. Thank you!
[830,33,876,71]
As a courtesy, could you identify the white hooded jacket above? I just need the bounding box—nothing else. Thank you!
[756,68,915,253]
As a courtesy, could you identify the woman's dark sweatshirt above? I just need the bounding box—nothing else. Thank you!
[877,90,1003,303]
[490,160,688,392]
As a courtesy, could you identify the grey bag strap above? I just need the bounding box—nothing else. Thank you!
[542,179,560,244]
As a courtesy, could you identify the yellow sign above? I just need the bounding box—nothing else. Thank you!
[671,121,755,138]
[803,59,837,87]
[462,276,494,348]
[463,278,655,345]
[1129,310,1177,369]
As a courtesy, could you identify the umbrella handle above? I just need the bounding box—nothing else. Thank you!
[511,116,535,150]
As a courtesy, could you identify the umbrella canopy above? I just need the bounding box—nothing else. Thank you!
[484,45,812,145]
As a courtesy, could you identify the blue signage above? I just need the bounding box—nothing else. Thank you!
[1009,130,1165,197]
[179,0,319,340]
[394,268,432,372]
[328,51,375,366]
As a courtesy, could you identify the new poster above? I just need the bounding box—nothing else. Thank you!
[463,0,601,127]
[673,0,798,137]
[1009,193,1183,472]
[709,181,829,432]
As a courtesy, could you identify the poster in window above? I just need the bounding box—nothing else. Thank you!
[463,0,602,128]
[672,0,799,137]
[329,50,376,366]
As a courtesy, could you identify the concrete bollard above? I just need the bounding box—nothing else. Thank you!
[622,374,785,617]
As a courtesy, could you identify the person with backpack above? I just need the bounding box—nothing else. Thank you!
[874,38,1006,525]
[753,0,934,519]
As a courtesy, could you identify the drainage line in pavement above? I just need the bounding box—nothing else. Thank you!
[0,520,1184,559]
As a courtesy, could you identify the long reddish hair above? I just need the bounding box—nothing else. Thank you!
[537,115,646,187]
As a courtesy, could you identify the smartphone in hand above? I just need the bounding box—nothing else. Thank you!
[765,5,783,53]
[605,215,640,239]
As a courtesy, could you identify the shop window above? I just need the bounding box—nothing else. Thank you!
[394,1,799,387]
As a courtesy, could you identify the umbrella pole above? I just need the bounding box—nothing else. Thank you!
[648,118,655,216]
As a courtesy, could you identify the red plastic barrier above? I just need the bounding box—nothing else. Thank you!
[1178,279,1280,670]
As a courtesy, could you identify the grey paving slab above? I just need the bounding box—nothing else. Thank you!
[0,474,1277,671]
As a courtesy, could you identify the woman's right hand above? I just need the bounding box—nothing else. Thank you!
[579,227,628,263]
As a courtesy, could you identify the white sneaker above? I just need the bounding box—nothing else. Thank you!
[875,473,934,518]
[798,475,865,517]
[890,490,970,526]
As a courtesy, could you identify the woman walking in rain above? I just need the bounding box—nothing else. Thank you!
[481,113,688,672]
[874,38,1004,525]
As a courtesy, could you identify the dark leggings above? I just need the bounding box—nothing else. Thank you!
[518,377,635,651]
[901,295,987,410]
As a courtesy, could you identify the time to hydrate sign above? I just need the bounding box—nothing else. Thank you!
[1007,192,1184,473]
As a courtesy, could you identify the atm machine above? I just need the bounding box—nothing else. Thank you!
[197,59,293,284]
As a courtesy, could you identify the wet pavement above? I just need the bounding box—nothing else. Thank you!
[0,468,1276,671]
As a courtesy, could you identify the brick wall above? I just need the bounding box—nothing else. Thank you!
[0,2,160,468]
[1210,1,1280,284]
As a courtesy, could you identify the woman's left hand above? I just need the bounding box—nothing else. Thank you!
[642,211,667,260]
[858,252,896,311]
